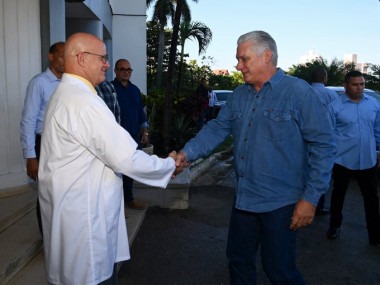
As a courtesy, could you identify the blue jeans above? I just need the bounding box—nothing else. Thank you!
[226,203,305,285]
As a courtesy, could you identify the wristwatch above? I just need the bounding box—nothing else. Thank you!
[143,132,149,136]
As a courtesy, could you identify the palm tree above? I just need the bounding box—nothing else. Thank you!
[147,0,191,88]
[147,0,174,88]
[163,0,198,152]
[176,21,212,92]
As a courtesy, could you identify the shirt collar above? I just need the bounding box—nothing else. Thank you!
[267,68,285,88]
[46,67,60,81]
[113,78,131,87]
[342,92,369,103]
[311,82,325,88]
[246,68,285,92]
[65,73,97,94]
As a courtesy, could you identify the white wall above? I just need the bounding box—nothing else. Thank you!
[110,0,147,94]
[0,0,41,189]
[0,0,147,190]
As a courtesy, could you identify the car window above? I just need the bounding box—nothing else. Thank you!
[215,92,232,101]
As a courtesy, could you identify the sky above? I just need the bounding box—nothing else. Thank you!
[147,0,380,72]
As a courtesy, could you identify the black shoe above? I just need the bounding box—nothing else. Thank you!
[327,227,340,240]
[369,237,380,247]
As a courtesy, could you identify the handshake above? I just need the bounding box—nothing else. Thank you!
[168,151,189,178]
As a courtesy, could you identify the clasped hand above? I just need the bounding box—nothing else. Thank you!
[168,151,189,178]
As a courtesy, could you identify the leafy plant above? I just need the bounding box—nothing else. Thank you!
[171,113,198,151]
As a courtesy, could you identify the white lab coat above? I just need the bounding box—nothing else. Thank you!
[38,74,175,285]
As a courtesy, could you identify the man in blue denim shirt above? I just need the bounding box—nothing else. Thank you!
[176,31,336,284]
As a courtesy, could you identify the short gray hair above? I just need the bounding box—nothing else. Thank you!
[237,31,278,66]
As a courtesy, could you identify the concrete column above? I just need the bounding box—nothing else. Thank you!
[110,0,147,94]
[66,19,103,39]
[40,0,66,70]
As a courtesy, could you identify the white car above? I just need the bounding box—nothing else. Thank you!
[214,90,233,107]
[212,90,233,118]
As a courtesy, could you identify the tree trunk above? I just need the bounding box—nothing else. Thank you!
[163,0,183,152]
[156,24,165,89]
[176,44,185,94]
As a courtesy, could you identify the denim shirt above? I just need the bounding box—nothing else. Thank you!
[182,69,336,213]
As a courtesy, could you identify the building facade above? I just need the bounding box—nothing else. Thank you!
[0,0,147,191]
[344,53,369,74]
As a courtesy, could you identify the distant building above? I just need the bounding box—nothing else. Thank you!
[344,54,357,64]
[213,69,230,76]
[344,54,369,74]
[299,49,319,64]
[299,50,370,75]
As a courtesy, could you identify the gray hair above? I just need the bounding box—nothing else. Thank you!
[237,31,278,66]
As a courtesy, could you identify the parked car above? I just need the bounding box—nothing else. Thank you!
[212,90,233,118]
[326,86,380,103]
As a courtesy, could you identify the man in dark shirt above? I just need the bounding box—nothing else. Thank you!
[112,59,148,213]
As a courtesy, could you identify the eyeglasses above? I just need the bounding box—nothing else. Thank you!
[116,67,133,73]
[82,51,108,64]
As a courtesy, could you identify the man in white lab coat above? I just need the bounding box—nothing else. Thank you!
[38,33,178,285]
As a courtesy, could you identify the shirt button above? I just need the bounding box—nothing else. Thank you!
[241,156,245,160]
[244,138,248,142]
[253,108,256,112]
[240,173,245,177]
[248,123,252,127]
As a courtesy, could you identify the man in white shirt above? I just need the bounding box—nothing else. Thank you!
[38,32,178,285]
[19,42,65,235]
[207,87,217,121]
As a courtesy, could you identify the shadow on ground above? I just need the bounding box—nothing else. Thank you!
[119,158,380,285]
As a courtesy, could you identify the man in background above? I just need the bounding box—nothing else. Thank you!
[207,86,217,121]
[95,80,121,124]
[19,41,65,235]
[310,68,338,107]
[327,70,380,247]
[112,59,148,214]
[310,67,338,215]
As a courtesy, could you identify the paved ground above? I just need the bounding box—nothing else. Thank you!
[119,155,380,285]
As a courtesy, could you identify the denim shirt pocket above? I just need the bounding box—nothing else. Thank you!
[230,111,242,120]
[262,110,293,141]
[230,111,242,128]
